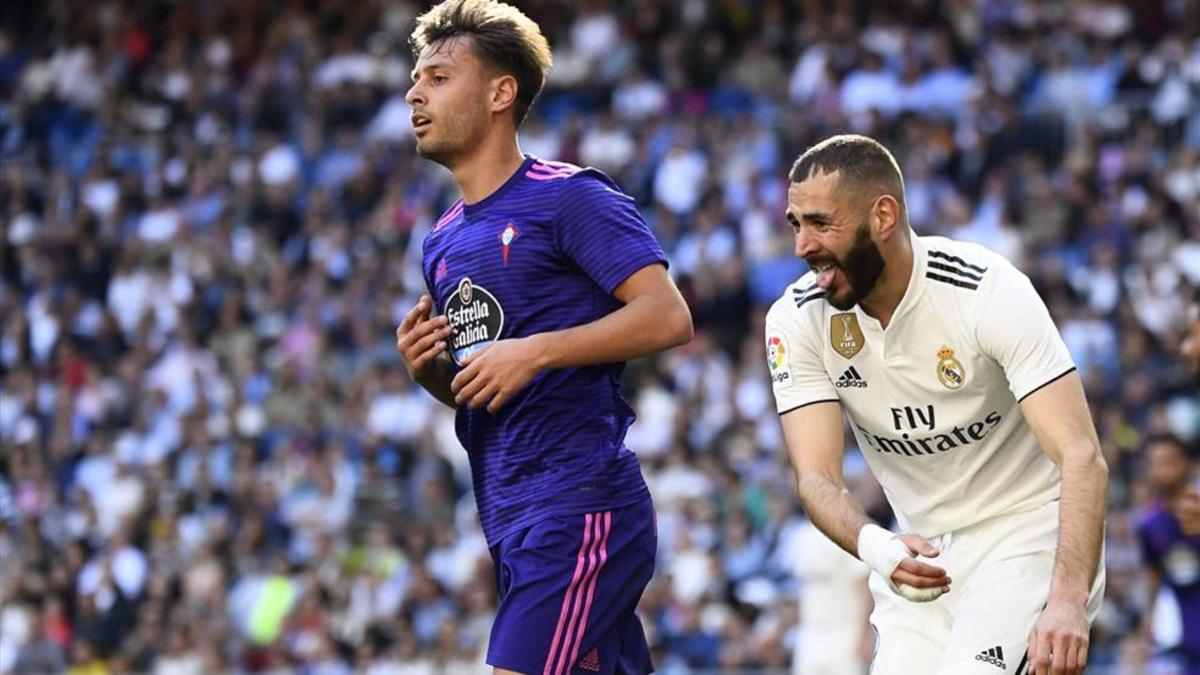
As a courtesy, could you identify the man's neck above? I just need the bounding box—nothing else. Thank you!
[450,135,525,205]
[860,237,914,330]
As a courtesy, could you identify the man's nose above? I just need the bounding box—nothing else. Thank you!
[794,226,819,260]
[405,83,425,108]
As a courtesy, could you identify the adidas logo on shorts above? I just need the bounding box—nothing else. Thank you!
[975,645,1006,669]
[835,366,868,388]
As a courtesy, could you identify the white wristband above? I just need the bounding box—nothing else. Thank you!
[857,523,909,583]
[857,524,947,603]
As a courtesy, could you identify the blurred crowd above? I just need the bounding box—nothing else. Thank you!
[1,0,1198,673]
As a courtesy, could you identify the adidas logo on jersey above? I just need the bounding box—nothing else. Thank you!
[577,648,600,672]
[975,645,1006,669]
[835,366,868,388]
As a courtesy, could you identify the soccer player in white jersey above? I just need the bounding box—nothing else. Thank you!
[765,135,1107,675]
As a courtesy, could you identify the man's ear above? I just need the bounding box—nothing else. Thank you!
[490,74,518,115]
[873,194,902,240]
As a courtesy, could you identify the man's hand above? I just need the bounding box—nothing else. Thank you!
[858,525,951,602]
[451,336,546,413]
[891,534,951,592]
[1027,599,1089,675]
[396,295,452,380]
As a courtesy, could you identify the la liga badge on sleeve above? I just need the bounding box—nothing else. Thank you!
[766,332,790,385]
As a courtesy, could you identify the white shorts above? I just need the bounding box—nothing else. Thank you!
[867,500,1106,675]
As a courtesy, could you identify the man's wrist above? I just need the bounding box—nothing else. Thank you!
[1048,580,1089,606]
[528,332,556,370]
[856,523,894,565]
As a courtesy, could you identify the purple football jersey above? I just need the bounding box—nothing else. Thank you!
[421,155,666,545]
[1138,502,1200,662]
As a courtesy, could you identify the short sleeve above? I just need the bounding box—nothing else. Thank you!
[555,171,668,294]
[975,264,1076,402]
[765,301,838,414]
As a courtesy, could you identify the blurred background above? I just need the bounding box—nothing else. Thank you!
[1,0,1198,673]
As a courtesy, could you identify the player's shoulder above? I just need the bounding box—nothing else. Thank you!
[766,271,827,326]
[524,156,586,182]
[524,156,600,189]
[919,234,1025,297]
[527,156,631,202]
[431,198,465,232]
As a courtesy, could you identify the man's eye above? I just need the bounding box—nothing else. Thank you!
[434,75,448,83]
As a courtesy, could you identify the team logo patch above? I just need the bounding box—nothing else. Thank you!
[498,221,521,266]
[766,332,790,385]
[936,345,966,390]
[443,277,504,365]
[830,312,864,359]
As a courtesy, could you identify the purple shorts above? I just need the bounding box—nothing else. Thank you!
[487,498,657,675]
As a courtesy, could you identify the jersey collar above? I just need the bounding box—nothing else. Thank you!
[854,228,926,330]
[462,156,538,218]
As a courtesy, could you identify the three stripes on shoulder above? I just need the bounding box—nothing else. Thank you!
[926,250,988,291]
[793,283,824,309]
[791,248,989,310]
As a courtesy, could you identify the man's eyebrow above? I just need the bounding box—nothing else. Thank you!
[410,63,451,80]
[801,211,832,223]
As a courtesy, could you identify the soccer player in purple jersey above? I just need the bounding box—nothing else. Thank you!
[1138,434,1200,674]
[393,2,692,674]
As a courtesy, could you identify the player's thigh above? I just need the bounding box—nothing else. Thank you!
[487,499,656,675]
[938,537,1105,674]
[867,572,951,675]
[937,549,1051,675]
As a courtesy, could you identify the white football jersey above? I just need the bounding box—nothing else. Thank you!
[765,232,1076,536]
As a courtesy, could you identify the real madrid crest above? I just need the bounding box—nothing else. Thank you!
[830,313,865,359]
[936,345,966,390]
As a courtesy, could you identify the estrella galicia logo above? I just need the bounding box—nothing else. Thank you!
[443,277,504,365]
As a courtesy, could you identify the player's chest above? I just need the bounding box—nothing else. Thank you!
[424,215,561,364]
[822,309,1002,432]
[426,214,565,303]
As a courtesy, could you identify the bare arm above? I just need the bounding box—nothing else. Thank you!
[532,262,692,369]
[780,401,948,591]
[780,401,870,555]
[1020,371,1107,605]
[1020,370,1108,674]
[452,263,692,412]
